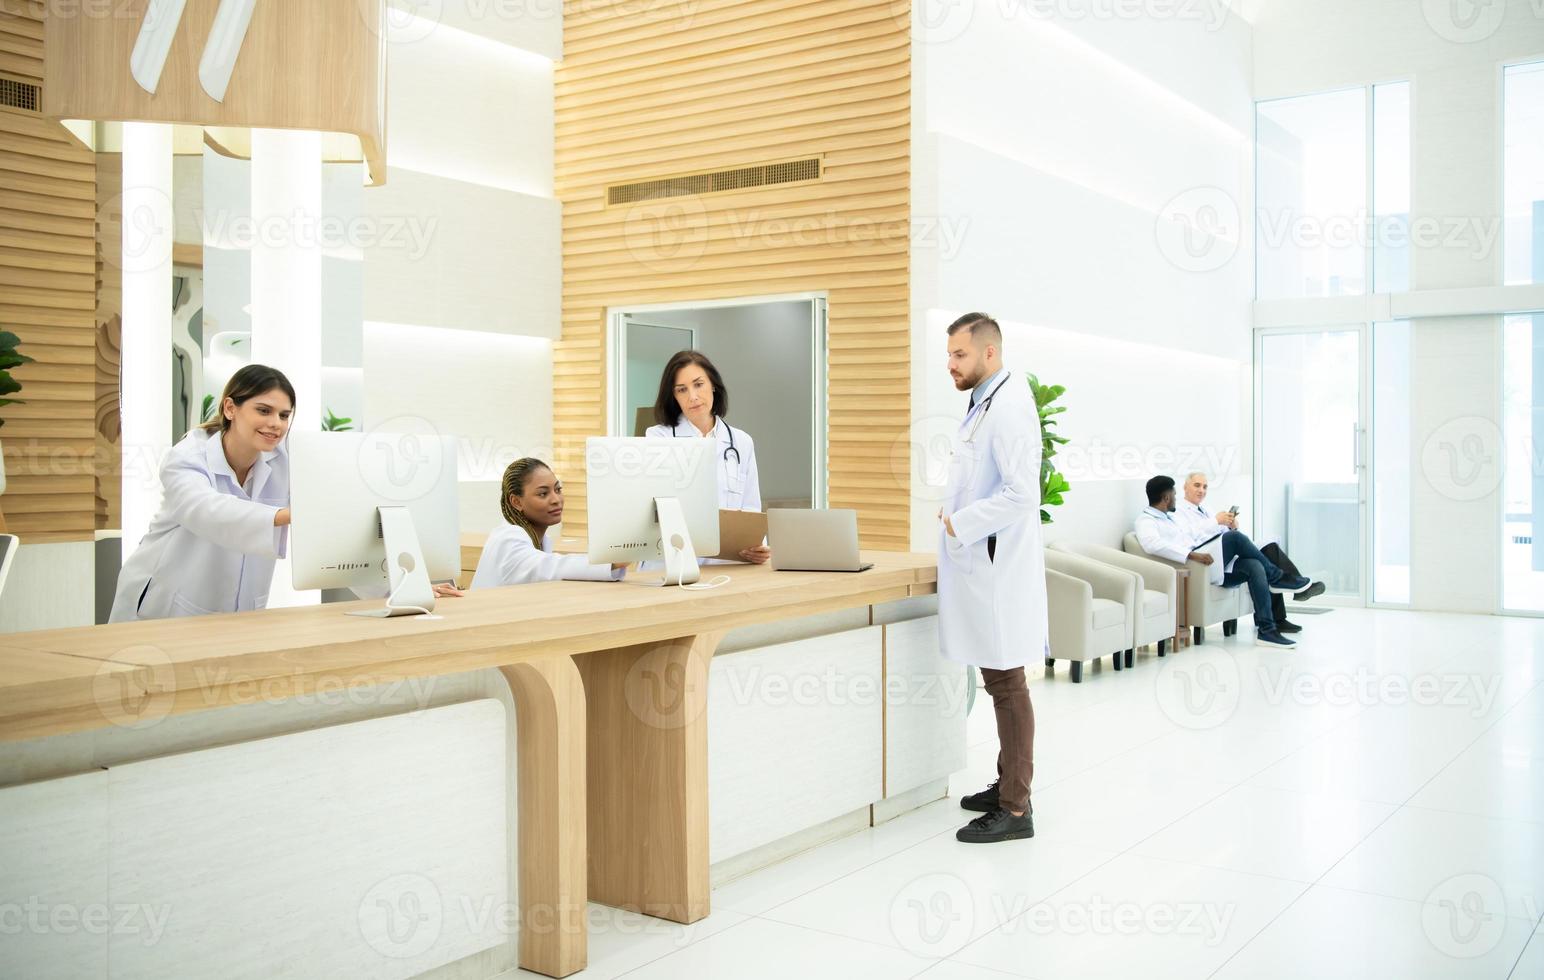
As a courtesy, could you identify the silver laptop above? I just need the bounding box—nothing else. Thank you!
[767,509,874,572]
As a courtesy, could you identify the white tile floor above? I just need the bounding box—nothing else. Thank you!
[503,607,1544,979]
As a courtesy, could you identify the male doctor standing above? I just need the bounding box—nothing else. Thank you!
[938,313,1046,844]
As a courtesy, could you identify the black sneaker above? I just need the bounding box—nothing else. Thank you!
[956,808,1034,843]
[1278,620,1302,634]
[1294,581,1327,602]
[1270,575,1313,595]
[960,780,1000,813]
[1256,630,1296,649]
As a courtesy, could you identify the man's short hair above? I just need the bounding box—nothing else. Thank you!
[1186,471,1208,485]
[1146,475,1176,505]
[947,312,1003,349]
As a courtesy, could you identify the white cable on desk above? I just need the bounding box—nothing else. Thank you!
[670,542,730,591]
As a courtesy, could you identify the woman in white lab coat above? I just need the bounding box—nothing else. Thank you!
[108,365,296,622]
[644,349,769,564]
[464,458,628,588]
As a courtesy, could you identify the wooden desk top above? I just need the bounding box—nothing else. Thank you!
[0,552,937,742]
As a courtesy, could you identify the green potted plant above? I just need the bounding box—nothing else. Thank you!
[1028,374,1069,524]
[322,408,354,432]
[0,329,35,497]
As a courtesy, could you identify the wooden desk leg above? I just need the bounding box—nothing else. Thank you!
[501,655,588,979]
[575,632,722,925]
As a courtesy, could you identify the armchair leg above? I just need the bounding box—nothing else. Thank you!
[1193,625,1205,645]
[1070,661,1083,683]
[1045,656,1054,669]
[1125,648,1134,669]
[1224,619,1238,637]
[1113,652,1122,671]
[1157,638,1167,657]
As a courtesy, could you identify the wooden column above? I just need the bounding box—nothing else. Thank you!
[499,655,589,979]
[574,631,722,924]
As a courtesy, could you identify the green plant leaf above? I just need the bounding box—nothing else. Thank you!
[0,375,20,398]
[1041,509,1053,524]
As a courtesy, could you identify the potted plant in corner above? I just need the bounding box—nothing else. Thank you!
[0,329,35,497]
[1028,374,1070,524]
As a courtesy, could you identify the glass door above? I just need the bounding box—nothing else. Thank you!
[1255,327,1367,601]
[620,318,695,436]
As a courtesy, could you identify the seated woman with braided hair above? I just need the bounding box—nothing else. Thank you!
[433,457,627,597]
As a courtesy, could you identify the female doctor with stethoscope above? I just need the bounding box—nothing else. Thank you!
[644,349,770,564]
[109,364,296,622]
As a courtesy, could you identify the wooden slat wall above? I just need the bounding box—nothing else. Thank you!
[0,2,98,543]
[553,0,912,550]
[95,154,121,531]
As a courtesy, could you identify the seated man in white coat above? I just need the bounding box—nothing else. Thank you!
[1174,472,1325,634]
[1134,475,1297,649]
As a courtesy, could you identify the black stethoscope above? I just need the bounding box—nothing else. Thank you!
[962,371,1012,444]
[672,415,741,466]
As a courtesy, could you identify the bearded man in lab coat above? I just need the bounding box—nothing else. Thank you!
[938,313,1046,844]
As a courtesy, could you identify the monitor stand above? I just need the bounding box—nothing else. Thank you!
[346,505,439,618]
[655,496,701,587]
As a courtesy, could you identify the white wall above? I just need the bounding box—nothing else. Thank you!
[364,323,554,535]
[911,2,1256,550]
[1253,0,1544,612]
[362,2,563,537]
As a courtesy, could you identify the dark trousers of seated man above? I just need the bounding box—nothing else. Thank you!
[1220,530,1283,634]
[983,534,1035,815]
[1259,542,1302,624]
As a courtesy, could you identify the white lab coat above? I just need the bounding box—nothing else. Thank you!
[1177,500,1244,582]
[470,522,624,588]
[109,428,288,622]
[1135,505,1226,586]
[645,416,761,512]
[938,370,1048,670]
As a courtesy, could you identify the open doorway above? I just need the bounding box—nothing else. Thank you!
[609,294,828,510]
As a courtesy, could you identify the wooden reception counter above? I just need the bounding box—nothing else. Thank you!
[0,553,948,979]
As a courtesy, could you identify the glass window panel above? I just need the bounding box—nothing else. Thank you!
[1503,313,1544,611]
[1372,320,1410,604]
[1504,62,1544,286]
[1257,89,1368,299]
[1259,329,1363,598]
[1372,83,1411,294]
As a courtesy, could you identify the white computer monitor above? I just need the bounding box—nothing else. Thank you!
[290,430,461,617]
[586,436,719,585]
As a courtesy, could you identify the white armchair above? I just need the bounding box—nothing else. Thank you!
[1043,549,1135,683]
[1050,541,1177,663]
[1123,532,1250,644]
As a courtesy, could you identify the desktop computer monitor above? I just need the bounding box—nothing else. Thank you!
[290,430,461,616]
[586,436,719,585]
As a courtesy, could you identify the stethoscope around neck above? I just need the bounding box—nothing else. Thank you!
[672,414,741,466]
[961,371,1012,444]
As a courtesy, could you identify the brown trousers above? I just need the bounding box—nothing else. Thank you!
[980,666,1035,814]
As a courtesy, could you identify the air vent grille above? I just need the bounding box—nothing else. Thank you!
[0,77,40,113]
[609,158,820,206]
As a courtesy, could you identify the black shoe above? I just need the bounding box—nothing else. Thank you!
[960,780,1000,813]
[1294,581,1326,602]
[956,808,1034,843]
[1277,620,1302,634]
[1256,630,1296,649]
[1270,575,1313,595]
